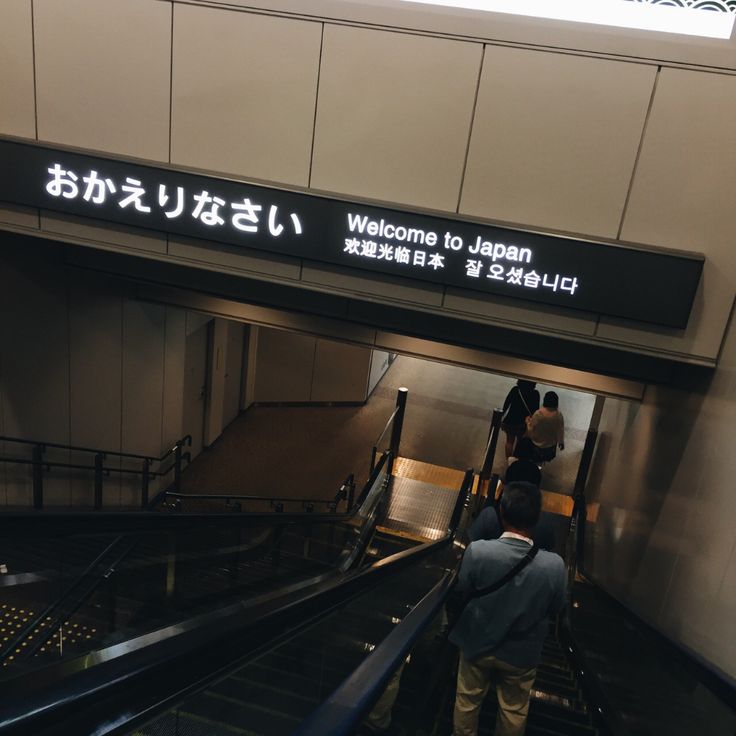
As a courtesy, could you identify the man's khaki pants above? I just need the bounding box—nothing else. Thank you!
[452,651,536,736]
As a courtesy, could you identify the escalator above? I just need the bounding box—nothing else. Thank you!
[2,452,733,736]
[0,453,397,678]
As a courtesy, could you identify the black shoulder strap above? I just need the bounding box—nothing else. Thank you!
[516,386,532,416]
[469,545,539,600]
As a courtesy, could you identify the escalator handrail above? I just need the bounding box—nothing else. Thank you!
[0,456,469,735]
[0,534,131,666]
[293,571,457,736]
[0,451,392,675]
[0,452,392,539]
[0,529,455,735]
[292,467,476,736]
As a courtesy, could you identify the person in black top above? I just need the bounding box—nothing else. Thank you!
[505,437,542,487]
[501,379,540,458]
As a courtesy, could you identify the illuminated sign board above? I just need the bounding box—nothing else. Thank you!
[0,138,702,328]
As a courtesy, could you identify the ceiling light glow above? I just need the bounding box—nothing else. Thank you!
[396,0,735,39]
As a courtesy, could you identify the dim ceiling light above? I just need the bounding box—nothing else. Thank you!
[396,0,735,39]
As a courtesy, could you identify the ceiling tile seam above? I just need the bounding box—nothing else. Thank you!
[616,64,661,242]
[30,0,39,141]
[307,22,326,190]
[455,43,486,215]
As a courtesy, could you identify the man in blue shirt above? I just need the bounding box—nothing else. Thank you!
[450,482,566,736]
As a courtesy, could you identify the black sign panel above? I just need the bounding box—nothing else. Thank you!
[0,138,703,328]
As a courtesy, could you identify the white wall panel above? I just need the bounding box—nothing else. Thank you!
[171,6,321,186]
[223,322,245,428]
[0,0,35,138]
[161,308,186,451]
[122,301,166,457]
[601,68,736,361]
[69,271,123,506]
[121,300,166,505]
[461,47,655,238]
[34,0,171,161]
[204,317,228,446]
[253,328,315,402]
[0,242,71,505]
[367,349,391,396]
[586,309,736,678]
[311,340,371,402]
[311,25,481,210]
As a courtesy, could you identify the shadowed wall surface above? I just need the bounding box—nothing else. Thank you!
[585,307,736,680]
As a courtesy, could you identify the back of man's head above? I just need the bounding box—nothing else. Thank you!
[500,482,542,532]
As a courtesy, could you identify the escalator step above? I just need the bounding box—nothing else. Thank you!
[211,677,318,719]
[183,689,300,736]
[157,709,257,736]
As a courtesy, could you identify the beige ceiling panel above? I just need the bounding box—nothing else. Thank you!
[34,0,170,161]
[0,0,35,138]
[0,203,39,230]
[302,262,444,307]
[601,68,736,361]
[443,287,596,336]
[461,46,655,238]
[41,212,166,255]
[171,6,322,187]
[311,25,482,211]
[168,236,301,280]
[199,1,736,72]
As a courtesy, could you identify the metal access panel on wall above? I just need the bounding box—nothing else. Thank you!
[0,136,703,329]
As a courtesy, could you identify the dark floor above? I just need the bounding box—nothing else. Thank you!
[181,355,595,500]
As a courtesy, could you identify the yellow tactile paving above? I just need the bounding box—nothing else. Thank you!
[392,456,478,493]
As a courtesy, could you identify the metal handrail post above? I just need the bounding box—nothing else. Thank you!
[572,428,597,573]
[347,475,355,511]
[32,444,44,510]
[141,458,150,509]
[388,387,408,473]
[93,452,105,510]
[477,408,503,514]
[173,441,183,493]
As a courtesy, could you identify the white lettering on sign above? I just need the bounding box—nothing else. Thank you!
[468,236,532,263]
[347,213,437,246]
[44,163,305,240]
[342,210,582,300]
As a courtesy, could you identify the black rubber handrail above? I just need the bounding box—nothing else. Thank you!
[291,468,474,736]
[1,457,168,477]
[0,454,390,539]
[0,434,192,462]
[0,453,390,677]
[0,452,461,736]
[293,570,457,736]
[0,508,354,537]
[0,526,456,736]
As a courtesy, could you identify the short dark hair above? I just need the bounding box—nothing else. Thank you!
[501,482,542,530]
[543,391,559,409]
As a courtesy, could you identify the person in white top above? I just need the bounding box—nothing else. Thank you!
[525,391,564,463]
